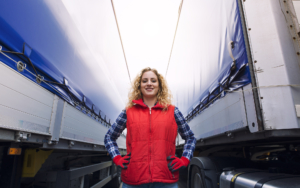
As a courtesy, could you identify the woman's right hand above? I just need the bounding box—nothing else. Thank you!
[113,153,131,169]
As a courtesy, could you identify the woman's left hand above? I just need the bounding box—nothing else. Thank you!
[166,156,190,172]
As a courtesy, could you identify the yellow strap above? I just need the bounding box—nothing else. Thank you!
[231,172,244,182]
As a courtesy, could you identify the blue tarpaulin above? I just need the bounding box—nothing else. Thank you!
[0,0,126,122]
[166,0,251,119]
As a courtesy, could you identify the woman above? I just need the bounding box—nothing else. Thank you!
[104,67,196,188]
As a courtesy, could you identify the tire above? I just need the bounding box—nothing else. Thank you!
[191,166,206,188]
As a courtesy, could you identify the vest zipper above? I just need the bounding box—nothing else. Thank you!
[149,107,152,183]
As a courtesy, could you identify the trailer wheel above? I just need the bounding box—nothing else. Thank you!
[191,166,205,188]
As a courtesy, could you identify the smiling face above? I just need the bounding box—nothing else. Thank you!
[140,71,160,99]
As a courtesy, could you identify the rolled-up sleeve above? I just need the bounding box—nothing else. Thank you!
[174,107,196,160]
[104,110,127,159]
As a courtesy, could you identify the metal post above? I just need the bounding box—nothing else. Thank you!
[79,176,84,188]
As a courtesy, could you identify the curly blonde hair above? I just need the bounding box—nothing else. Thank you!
[126,67,172,111]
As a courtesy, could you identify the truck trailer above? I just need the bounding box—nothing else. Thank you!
[1,0,300,188]
[178,0,300,187]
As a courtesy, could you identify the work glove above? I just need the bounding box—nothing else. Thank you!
[167,155,190,172]
[113,153,131,169]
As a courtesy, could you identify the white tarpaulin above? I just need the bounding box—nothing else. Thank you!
[0,0,248,121]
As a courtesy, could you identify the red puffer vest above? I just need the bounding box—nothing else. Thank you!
[121,99,179,185]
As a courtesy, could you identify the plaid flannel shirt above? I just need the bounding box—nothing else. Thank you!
[104,106,196,160]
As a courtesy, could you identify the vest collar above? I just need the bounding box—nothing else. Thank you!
[132,98,165,109]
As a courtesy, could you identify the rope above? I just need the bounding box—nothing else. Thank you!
[110,0,131,82]
[188,92,222,119]
[0,47,94,106]
[1,49,70,101]
[187,84,300,121]
[0,51,18,64]
[165,0,184,77]
[224,84,300,93]
[0,47,115,129]
[1,49,39,76]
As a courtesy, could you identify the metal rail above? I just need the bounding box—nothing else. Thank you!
[56,161,118,188]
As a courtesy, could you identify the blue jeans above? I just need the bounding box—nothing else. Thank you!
[122,182,178,188]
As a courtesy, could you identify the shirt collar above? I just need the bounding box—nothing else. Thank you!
[132,98,164,109]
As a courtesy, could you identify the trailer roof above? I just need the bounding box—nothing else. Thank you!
[0,0,249,122]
